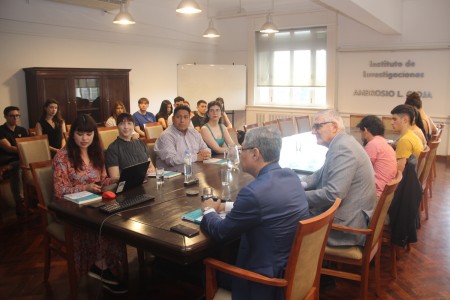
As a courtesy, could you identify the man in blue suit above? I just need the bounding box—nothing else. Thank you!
[201,126,310,300]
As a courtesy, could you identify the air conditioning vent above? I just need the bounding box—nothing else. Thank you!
[47,0,122,12]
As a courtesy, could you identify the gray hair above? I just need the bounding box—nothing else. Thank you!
[243,126,282,162]
[314,110,345,131]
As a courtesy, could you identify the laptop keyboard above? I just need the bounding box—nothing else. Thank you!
[99,194,155,214]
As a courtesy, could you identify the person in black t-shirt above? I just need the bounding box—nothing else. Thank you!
[0,106,29,216]
[191,99,207,132]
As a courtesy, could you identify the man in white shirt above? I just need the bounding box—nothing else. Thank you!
[154,105,210,168]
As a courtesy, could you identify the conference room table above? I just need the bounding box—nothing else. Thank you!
[47,128,397,298]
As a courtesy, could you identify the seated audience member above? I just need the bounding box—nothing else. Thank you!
[155,100,172,130]
[201,126,310,300]
[200,100,234,155]
[53,114,127,294]
[302,110,377,246]
[105,101,125,127]
[357,115,397,197]
[216,97,233,128]
[405,91,437,139]
[390,104,424,172]
[183,100,195,118]
[410,106,428,146]
[35,99,66,156]
[105,113,155,179]
[191,100,207,132]
[167,96,187,126]
[154,105,210,168]
[0,106,28,216]
[133,97,156,137]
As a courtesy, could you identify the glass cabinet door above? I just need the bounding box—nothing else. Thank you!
[74,78,102,124]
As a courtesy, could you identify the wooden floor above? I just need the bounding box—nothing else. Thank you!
[1,159,450,300]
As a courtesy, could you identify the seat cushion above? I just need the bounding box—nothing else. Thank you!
[213,288,231,300]
[47,222,65,242]
[325,245,363,260]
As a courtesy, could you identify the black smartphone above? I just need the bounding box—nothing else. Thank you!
[170,224,199,237]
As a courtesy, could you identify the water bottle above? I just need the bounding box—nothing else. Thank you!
[183,149,192,182]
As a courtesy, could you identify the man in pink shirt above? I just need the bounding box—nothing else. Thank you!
[357,115,397,197]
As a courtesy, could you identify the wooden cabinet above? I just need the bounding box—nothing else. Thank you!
[23,67,131,127]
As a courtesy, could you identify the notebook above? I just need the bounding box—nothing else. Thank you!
[115,160,150,193]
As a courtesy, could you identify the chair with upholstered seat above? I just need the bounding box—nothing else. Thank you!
[30,160,78,299]
[98,126,118,151]
[204,199,341,300]
[16,135,52,211]
[243,123,258,132]
[295,116,311,133]
[277,118,297,137]
[321,171,402,300]
[262,120,280,131]
[350,114,366,128]
[144,122,163,143]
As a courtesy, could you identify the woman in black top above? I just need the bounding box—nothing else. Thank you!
[155,99,172,129]
[35,98,66,156]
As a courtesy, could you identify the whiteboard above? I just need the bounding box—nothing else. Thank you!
[177,64,246,110]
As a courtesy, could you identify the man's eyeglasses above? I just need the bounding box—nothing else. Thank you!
[8,114,21,118]
[312,121,333,130]
[238,147,254,154]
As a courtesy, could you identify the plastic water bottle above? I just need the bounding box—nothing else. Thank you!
[184,149,192,182]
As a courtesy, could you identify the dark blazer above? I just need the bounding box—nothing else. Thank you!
[201,162,310,300]
[388,155,423,247]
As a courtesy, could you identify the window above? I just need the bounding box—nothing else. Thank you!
[255,27,327,107]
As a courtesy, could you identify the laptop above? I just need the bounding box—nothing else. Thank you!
[115,160,150,194]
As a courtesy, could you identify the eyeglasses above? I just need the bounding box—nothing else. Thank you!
[312,121,333,130]
[8,114,21,118]
[238,147,254,154]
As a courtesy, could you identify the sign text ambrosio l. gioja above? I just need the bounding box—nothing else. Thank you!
[353,59,432,98]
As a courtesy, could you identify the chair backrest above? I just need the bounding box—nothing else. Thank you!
[294,116,311,133]
[30,160,54,224]
[277,118,297,137]
[227,128,239,145]
[350,114,366,128]
[144,122,163,143]
[98,126,118,151]
[243,123,258,132]
[381,116,394,131]
[369,171,402,250]
[263,120,280,131]
[417,146,430,181]
[16,135,52,173]
[284,198,341,300]
[420,138,440,187]
[147,143,157,166]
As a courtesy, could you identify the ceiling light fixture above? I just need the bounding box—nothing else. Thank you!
[203,18,220,38]
[176,0,202,14]
[260,0,278,33]
[203,0,220,38]
[113,0,135,25]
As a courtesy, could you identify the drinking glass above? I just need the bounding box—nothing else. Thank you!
[226,145,240,171]
[221,168,232,186]
[156,167,164,188]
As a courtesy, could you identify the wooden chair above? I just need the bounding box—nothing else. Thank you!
[429,124,444,197]
[381,116,394,131]
[420,138,440,220]
[321,171,402,300]
[277,118,297,137]
[16,135,52,211]
[97,126,118,151]
[147,143,157,167]
[295,116,311,133]
[227,128,239,145]
[243,123,258,132]
[204,199,342,300]
[30,160,78,299]
[349,114,366,128]
[262,120,280,131]
[144,122,163,143]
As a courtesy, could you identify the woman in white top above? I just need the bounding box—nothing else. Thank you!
[105,101,139,138]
